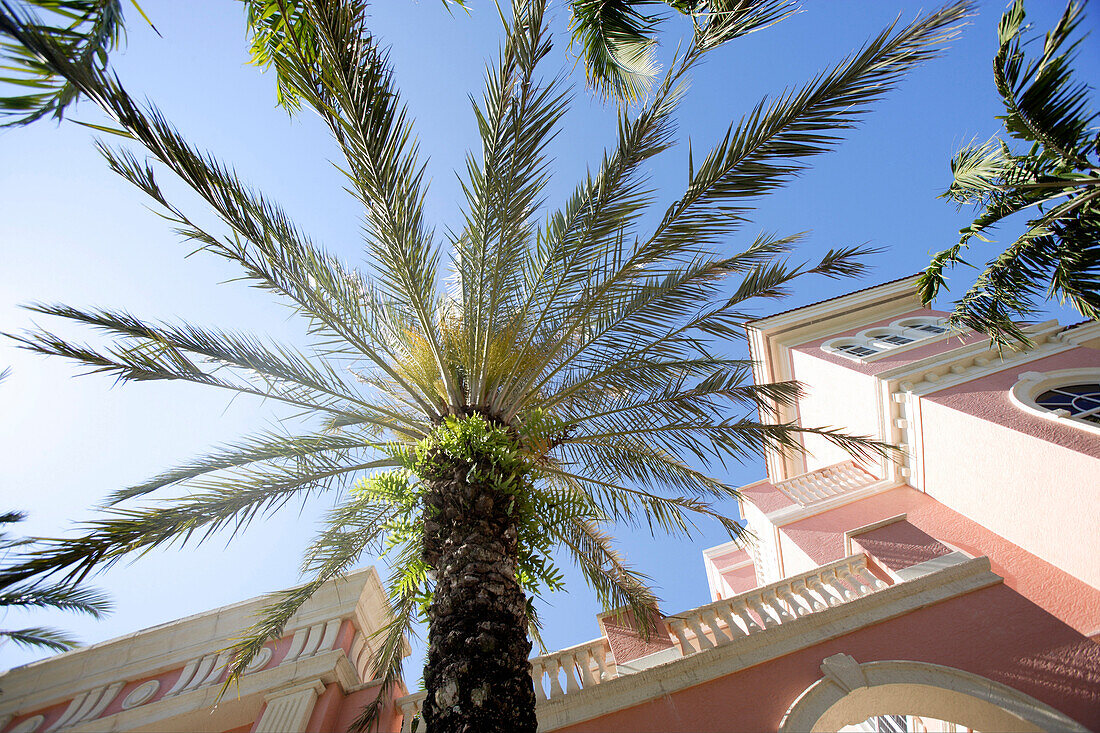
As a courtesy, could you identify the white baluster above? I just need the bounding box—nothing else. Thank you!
[745,594,779,628]
[667,618,696,654]
[530,660,548,701]
[837,566,871,597]
[826,568,857,601]
[779,584,811,617]
[575,648,597,687]
[594,642,615,681]
[716,604,746,637]
[732,602,763,633]
[685,613,715,650]
[563,653,582,694]
[701,608,731,644]
[762,589,795,624]
[808,573,844,606]
[546,657,565,699]
[852,562,888,590]
[792,580,824,612]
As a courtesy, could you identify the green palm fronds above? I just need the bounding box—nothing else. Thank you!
[0,512,111,653]
[920,0,1100,345]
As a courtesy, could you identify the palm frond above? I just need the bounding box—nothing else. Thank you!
[1,625,79,652]
[0,0,125,126]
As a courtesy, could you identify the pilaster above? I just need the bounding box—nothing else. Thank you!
[253,680,326,733]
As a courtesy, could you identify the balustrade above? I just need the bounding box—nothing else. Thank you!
[396,556,889,731]
[775,461,876,506]
[396,637,615,732]
[666,554,889,655]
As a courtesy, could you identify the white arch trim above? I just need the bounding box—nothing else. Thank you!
[779,654,1087,733]
[1010,368,1100,438]
[821,316,953,363]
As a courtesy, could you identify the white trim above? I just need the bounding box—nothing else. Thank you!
[766,479,902,528]
[780,655,1087,732]
[821,317,954,363]
[1009,368,1100,438]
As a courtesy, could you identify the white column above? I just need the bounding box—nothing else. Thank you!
[254,680,326,733]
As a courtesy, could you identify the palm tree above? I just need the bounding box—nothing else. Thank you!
[0,0,968,729]
[918,0,1100,345]
[0,510,111,653]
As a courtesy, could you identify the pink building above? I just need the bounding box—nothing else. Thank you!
[3,276,1098,731]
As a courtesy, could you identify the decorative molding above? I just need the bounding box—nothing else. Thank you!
[120,680,159,710]
[254,680,326,733]
[245,646,274,674]
[0,566,388,720]
[819,653,867,693]
[9,716,44,733]
[64,650,357,733]
[780,657,1088,733]
[44,682,123,731]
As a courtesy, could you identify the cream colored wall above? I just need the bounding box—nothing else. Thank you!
[790,349,883,473]
[919,399,1100,590]
[778,527,821,578]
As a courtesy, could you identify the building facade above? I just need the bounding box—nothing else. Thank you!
[399,276,1100,733]
[3,276,1098,732]
[0,568,407,732]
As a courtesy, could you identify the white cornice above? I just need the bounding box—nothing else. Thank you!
[747,276,924,337]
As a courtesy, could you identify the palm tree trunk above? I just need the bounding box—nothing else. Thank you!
[421,467,538,733]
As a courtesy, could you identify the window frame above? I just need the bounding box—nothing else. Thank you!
[1010,368,1100,437]
[821,317,954,363]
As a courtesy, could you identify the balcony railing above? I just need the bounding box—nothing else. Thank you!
[395,554,889,732]
[666,554,888,654]
[396,637,614,733]
[774,461,876,507]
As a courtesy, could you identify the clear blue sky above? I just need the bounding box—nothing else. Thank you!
[1,0,1096,682]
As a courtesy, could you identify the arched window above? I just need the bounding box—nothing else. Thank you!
[1034,383,1100,424]
[833,342,880,358]
[1010,369,1100,435]
[823,317,951,362]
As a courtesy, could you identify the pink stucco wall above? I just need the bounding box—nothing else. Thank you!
[554,580,1100,732]
[851,520,952,572]
[718,563,758,597]
[600,609,675,664]
[775,486,1100,634]
[918,347,1100,589]
[925,346,1100,456]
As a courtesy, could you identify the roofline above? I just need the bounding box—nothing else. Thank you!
[747,274,923,331]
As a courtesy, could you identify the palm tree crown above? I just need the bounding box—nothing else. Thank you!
[0,0,968,728]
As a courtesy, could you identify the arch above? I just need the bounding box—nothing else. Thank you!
[779,655,1087,733]
[822,317,952,362]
